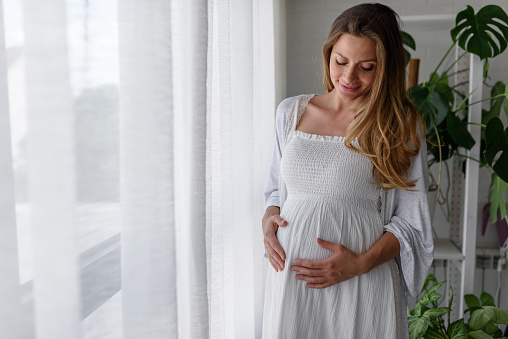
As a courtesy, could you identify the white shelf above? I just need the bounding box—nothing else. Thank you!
[433,237,501,261]
[434,238,463,261]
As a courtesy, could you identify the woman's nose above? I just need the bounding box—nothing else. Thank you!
[343,67,357,83]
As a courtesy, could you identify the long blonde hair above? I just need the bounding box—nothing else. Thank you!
[322,3,425,191]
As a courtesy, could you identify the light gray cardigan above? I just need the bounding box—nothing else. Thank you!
[263,94,434,299]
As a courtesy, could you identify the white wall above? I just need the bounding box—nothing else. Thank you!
[283,0,508,248]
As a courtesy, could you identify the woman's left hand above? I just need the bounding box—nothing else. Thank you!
[290,238,371,289]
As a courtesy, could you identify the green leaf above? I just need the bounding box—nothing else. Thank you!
[483,321,502,336]
[483,58,489,79]
[505,87,508,118]
[480,292,496,307]
[429,71,450,87]
[404,50,411,66]
[503,82,508,119]
[424,326,447,339]
[435,83,454,105]
[469,306,508,330]
[447,111,475,150]
[482,82,507,125]
[414,303,424,317]
[402,31,416,65]
[465,307,482,315]
[465,294,481,309]
[403,31,416,66]
[403,31,416,50]
[423,307,451,319]
[485,118,508,183]
[421,273,439,294]
[450,5,508,60]
[429,72,440,84]
[447,319,468,339]
[418,292,443,308]
[417,282,445,311]
[489,173,508,222]
[448,284,454,312]
[409,85,450,131]
[409,315,431,339]
[425,281,446,297]
[469,329,496,339]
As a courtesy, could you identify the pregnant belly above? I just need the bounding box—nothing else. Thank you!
[278,197,384,262]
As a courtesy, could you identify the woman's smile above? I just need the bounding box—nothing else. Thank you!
[339,82,361,92]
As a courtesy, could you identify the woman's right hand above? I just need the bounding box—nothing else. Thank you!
[262,206,288,272]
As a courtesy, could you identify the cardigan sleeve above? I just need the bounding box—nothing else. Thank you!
[263,97,294,210]
[383,130,434,297]
[262,97,295,258]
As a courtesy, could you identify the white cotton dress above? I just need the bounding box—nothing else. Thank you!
[262,130,402,339]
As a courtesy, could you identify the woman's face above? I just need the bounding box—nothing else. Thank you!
[329,33,377,103]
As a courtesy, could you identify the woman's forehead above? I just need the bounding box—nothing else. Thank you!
[332,34,377,61]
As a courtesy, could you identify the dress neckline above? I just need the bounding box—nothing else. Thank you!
[294,94,348,142]
[294,129,346,142]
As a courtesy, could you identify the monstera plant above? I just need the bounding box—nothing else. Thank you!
[405,5,508,222]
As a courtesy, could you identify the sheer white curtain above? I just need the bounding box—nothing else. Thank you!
[0,0,275,337]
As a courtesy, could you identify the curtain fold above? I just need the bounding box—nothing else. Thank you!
[23,0,81,338]
[118,0,175,337]
[0,0,22,337]
[253,2,277,336]
[171,0,209,337]
[206,0,275,338]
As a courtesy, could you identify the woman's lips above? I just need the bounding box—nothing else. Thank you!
[339,82,361,92]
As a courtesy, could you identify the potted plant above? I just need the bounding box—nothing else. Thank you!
[404,5,508,224]
[408,273,508,338]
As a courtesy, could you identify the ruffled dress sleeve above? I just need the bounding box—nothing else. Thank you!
[383,129,434,297]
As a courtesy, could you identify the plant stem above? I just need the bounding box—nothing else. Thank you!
[455,93,506,112]
[454,152,480,163]
[465,122,486,128]
[434,122,443,202]
[438,316,446,334]
[445,67,469,80]
[454,152,491,170]
[443,51,468,77]
[430,42,457,82]
[451,80,469,89]
[431,51,468,91]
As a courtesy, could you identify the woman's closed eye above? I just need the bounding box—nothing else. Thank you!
[360,65,374,72]
[335,60,374,72]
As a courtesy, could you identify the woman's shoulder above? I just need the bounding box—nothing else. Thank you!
[276,94,316,122]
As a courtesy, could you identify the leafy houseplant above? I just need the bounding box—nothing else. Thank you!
[404,5,508,223]
[408,274,508,339]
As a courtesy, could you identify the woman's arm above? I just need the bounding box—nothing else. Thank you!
[361,231,400,272]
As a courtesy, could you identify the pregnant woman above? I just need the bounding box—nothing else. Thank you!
[262,3,434,338]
